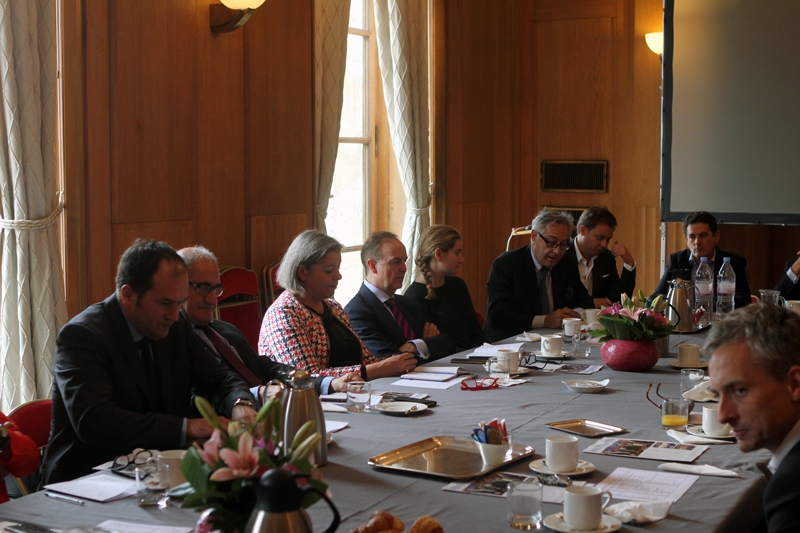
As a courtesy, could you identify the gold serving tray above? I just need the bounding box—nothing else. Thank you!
[546,419,626,438]
[368,436,535,480]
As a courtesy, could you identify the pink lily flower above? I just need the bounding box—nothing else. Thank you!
[198,429,223,467]
[210,432,260,481]
[599,303,621,316]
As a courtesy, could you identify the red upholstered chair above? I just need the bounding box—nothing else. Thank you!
[7,399,52,495]
[216,266,262,351]
[261,258,284,309]
[475,310,485,328]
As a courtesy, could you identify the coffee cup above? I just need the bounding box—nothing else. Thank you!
[157,449,187,488]
[497,348,520,373]
[545,435,578,473]
[541,335,563,357]
[702,404,731,437]
[563,486,612,530]
[582,308,599,325]
[677,343,701,366]
[562,318,582,343]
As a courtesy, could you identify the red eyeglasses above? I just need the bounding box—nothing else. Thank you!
[460,377,499,391]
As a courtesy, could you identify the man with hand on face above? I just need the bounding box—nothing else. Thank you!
[484,209,594,342]
[565,206,636,309]
[345,232,457,362]
[42,240,258,484]
[650,211,751,309]
[177,246,358,404]
[706,303,800,532]
[774,251,800,300]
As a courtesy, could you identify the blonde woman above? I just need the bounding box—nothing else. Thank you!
[404,225,486,350]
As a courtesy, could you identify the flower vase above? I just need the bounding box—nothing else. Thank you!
[601,339,659,372]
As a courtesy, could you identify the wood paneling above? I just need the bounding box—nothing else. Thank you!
[249,213,309,281]
[111,221,195,278]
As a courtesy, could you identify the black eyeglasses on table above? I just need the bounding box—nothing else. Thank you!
[110,449,155,477]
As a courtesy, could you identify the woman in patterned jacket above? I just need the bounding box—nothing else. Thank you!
[259,230,416,379]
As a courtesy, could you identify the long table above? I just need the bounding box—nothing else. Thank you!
[0,332,771,532]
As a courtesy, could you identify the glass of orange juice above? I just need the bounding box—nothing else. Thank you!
[661,398,690,430]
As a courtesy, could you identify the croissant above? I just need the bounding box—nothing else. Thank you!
[350,510,405,533]
[409,516,444,533]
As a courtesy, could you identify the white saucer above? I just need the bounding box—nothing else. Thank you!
[529,458,595,476]
[511,368,532,376]
[543,513,622,532]
[667,359,708,369]
[533,350,573,360]
[373,401,428,416]
[686,424,735,440]
[562,379,610,394]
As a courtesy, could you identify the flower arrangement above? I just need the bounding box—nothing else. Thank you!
[181,396,325,533]
[591,290,675,342]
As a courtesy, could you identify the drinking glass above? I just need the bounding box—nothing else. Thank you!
[562,318,582,345]
[661,397,690,430]
[506,477,542,530]
[488,355,510,385]
[680,369,705,394]
[346,381,372,412]
[136,460,170,508]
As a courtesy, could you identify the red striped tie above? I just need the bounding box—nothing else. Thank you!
[199,325,262,387]
[384,298,416,340]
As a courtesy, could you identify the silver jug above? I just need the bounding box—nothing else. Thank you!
[244,468,340,533]
[666,278,693,332]
[282,369,327,466]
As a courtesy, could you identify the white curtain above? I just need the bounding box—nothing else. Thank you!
[0,0,66,412]
[314,0,352,233]
[374,0,430,290]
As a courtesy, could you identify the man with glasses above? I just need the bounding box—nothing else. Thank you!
[650,211,751,309]
[485,209,593,342]
[565,206,636,308]
[177,246,356,404]
[42,240,258,484]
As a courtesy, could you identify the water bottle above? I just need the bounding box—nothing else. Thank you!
[716,257,736,319]
[695,257,713,327]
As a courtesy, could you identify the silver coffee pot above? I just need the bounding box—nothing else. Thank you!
[666,278,693,332]
[282,369,327,466]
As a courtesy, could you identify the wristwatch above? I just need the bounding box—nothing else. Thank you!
[0,424,10,454]
[232,398,255,409]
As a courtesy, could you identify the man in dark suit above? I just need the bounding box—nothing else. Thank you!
[565,206,636,308]
[650,211,751,310]
[484,210,594,343]
[41,240,258,485]
[345,232,457,361]
[774,252,800,300]
[177,246,356,403]
[706,303,800,532]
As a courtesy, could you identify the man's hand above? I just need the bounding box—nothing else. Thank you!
[258,383,285,403]
[368,352,417,379]
[593,297,613,309]
[544,308,581,328]
[792,251,800,277]
[611,241,635,267]
[187,416,231,439]
[231,405,259,425]
[331,372,361,392]
[398,342,417,354]
[422,322,440,337]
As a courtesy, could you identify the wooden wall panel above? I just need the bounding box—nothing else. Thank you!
[459,202,496,315]
[111,220,195,284]
[249,214,309,283]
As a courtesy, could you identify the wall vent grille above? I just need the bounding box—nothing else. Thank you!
[541,160,608,192]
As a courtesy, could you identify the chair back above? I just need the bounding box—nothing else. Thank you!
[217,266,262,350]
[262,258,285,308]
[506,225,533,251]
[7,399,52,496]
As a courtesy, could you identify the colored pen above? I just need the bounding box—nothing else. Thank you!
[45,492,85,505]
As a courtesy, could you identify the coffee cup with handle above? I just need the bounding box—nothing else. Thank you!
[497,348,520,373]
[545,435,578,473]
[702,404,731,437]
[677,344,701,366]
[541,335,563,357]
[563,486,612,530]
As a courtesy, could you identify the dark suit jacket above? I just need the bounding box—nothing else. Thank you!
[345,283,457,361]
[764,440,800,532]
[650,248,751,310]
[774,258,800,300]
[41,294,255,484]
[565,239,636,302]
[206,319,326,392]
[484,245,594,343]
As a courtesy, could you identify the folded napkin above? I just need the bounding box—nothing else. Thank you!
[666,429,732,445]
[605,500,672,525]
[658,462,739,477]
[682,380,717,402]
[498,378,530,387]
[515,331,542,342]
[322,403,347,413]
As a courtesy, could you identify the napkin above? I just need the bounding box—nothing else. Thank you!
[658,462,739,477]
[666,429,732,445]
[682,380,717,402]
[605,500,672,524]
[498,378,529,387]
[515,331,542,342]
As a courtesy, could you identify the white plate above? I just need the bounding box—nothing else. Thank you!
[686,424,735,440]
[529,458,595,476]
[533,350,573,360]
[373,401,428,416]
[562,379,610,394]
[511,368,532,376]
[667,359,708,369]
[542,513,622,532]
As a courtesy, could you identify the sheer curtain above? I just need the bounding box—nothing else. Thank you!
[314,0,352,233]
[374,0,430,290]
[0,0,66,412]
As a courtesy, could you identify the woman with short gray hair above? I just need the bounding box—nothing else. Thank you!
[259,230,416,379]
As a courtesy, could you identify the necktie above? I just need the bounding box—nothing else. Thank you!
[199,325,262,387]
[136,338,163,410]
[538,267,551,314]
[384,298,416,340]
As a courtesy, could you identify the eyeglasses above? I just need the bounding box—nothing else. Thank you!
[111,449,155,476]
[189,282,225,297]
[461,377,499,391]
[536,231,570,251]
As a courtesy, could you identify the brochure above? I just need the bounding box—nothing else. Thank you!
[584,437,708,463]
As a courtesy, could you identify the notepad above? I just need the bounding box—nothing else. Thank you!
[400,366,470,381]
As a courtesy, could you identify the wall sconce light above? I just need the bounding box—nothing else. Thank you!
[645,32,664,55]
[210,0,266,34]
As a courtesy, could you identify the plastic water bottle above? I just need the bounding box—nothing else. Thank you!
[716,257,736,319]
[695,257,713,327]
